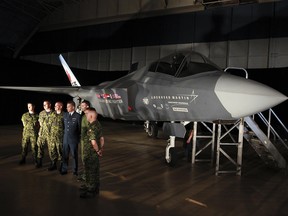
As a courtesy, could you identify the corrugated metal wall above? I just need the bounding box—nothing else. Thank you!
[21,0,288,71]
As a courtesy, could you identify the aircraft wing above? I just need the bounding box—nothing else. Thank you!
[0,86,87,98]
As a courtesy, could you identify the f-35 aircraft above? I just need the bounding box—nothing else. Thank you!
[1,50,287,164]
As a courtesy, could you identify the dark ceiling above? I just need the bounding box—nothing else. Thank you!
[0,0,81,59]
[0,0,277,59]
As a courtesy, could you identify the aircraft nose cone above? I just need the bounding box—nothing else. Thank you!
[215,74,287,118]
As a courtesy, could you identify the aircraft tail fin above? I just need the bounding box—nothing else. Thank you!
[59,54,83,114]
[59,54,81,87]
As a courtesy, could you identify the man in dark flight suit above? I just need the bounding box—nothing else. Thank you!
[60,100,81,175]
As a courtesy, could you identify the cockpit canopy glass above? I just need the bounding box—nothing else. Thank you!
[148,51,222,77]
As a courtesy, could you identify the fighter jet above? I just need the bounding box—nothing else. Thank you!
[1,50,287,164]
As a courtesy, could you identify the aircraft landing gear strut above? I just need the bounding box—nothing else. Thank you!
[144,121,158,138]
[165,135,177,166]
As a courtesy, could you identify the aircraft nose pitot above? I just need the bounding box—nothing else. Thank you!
[214,74,287,118]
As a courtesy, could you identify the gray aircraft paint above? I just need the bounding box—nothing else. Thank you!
[0,51,287,123]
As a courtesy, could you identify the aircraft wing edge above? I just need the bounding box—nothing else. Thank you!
[0,86,84,98]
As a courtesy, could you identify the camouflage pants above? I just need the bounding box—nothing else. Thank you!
[80,139,88,178]
[83,153,100,191]
[37,135,51,160]
[21,133,37,160]
[49,135,63,161]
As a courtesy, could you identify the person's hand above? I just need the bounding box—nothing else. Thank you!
[97,149,103,157]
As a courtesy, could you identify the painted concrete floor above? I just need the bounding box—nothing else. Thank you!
[1,120,288,216]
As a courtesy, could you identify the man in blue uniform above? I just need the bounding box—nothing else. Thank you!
[60,100,81,175]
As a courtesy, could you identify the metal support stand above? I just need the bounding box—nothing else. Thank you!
[215,118,244,176]
[191,122,216,165]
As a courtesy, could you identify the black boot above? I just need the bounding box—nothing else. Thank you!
[79,190,96,199]
[19,157,26,165]
[95,183,100,195]
[47,161,57,171]
[33,157,37,166]
[35,158,42,168]
[58,161,63,172]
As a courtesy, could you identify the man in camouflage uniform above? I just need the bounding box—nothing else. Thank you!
[19,102,39,165]
[36,100,53,168]
[47,101,64,171]
[80,108,104,199]
[78,100,91,181]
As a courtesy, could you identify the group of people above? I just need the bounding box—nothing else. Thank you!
[19,99,104,198]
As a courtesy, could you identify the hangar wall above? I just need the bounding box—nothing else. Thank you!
[41,0,197,27]
[20,0,288,72]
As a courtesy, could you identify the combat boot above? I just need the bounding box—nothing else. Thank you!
[79,190,96,199]
[35,158,42,168]
[33,157,37,166]
[58,161,63,172]
[95,184,100,195]
[18,157,26,165]
[47,161,57,171]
